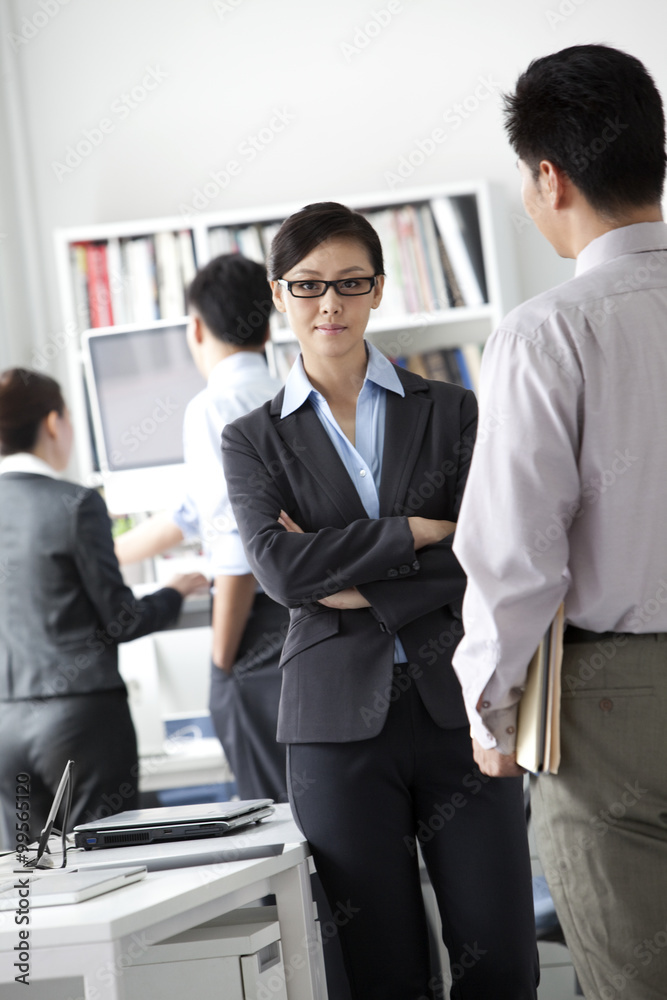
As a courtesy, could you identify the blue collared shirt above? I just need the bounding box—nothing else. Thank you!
[172,352,281,577]
[282,342,408,661]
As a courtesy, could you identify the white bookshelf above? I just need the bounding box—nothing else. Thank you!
[53,180,518,486]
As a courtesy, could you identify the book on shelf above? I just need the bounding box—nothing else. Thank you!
[431,196,486,307]
[401,344,482,392]
[516,603,565,775]
[69,243,91,330]
[83,242,113,329]
[363,198,488,317]
[124,236,158,323]
[208,224,266,264]
[155,231,186,319]
[68,232,196,328]
[270,340,301,381]
[416,204,450,311]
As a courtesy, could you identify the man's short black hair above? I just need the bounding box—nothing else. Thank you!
[186,253,273,347]
[503,44,667,215]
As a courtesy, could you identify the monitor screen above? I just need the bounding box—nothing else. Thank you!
[82,320,207,514]
[84,321,205,473]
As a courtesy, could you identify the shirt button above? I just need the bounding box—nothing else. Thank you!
[359,469,367,477]
[506,726,515,735]
[481,700,491,709]
[599,697,613,712]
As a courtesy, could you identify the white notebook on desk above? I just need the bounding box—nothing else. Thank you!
[0,866,146,908]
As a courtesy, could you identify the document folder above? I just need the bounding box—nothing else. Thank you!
[516,604,565,774]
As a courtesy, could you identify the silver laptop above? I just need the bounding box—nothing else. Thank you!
[73,799,274,851]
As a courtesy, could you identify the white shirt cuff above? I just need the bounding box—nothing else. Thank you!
[208,531,252,577]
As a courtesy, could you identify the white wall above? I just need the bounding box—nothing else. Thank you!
[1,0,667,387]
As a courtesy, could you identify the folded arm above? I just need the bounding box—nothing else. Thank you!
[222,423,420,607]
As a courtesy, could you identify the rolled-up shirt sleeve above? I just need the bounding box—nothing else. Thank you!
[452,324,578,751]
[171,490,201,541]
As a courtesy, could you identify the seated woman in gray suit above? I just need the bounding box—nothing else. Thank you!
[0,368,206,847]
[221,203,539,1000]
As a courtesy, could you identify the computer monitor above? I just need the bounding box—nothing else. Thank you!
[82,319,206,514]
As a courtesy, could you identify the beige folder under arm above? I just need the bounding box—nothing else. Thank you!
[516,604,565,775]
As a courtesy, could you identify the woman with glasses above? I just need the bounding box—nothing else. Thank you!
[221,202,538,1000]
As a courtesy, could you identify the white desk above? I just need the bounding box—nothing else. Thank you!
[0,807,326,1000]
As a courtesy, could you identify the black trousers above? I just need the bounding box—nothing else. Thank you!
[0,690,138,847]
[287,666,539,1000]
[209,593,289,802]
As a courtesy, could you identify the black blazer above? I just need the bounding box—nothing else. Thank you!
[0,474,182,700]
[222,365,477,743]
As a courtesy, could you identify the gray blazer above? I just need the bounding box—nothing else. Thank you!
[0,474,182,700]
[222,365,477,743]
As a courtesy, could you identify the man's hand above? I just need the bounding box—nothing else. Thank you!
[319,587,371,610]
[472,738,526,778]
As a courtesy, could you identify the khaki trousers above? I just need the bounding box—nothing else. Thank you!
[532,633,667,1000]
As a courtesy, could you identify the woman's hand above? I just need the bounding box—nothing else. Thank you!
[319,587,371,610]
[407,517,457,550]
[278,509,304,533]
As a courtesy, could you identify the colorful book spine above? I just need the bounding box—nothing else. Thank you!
[86,242,113,328]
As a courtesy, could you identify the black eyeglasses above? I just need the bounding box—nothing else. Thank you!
[277,276,378,298]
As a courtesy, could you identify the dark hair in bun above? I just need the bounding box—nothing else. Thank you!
[0,368,65,457]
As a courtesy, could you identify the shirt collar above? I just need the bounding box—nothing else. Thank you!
[280,342,404,418]
[207,350,268,390]
[0,453,61,478]
[576,221,667,276]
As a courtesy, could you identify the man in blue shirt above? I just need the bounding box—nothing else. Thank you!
[116,254,288,801]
